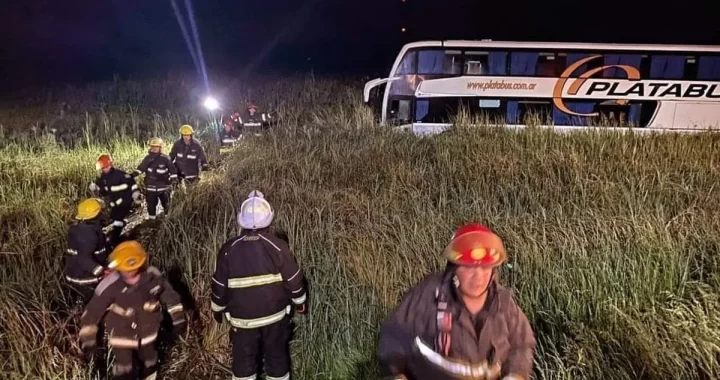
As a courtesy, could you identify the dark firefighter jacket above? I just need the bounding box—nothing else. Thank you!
[169,138,208,179]
[64,220,109,285]
[79,267,185,350]
[134,152,177,191]
[93,167,138,209]
[377,272,536,380]
[211,229,307,329]
[220,129,242,147]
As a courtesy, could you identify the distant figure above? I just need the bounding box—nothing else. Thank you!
[220,118,242,148]
[234,103,273,135]
[169,125,209,184]
[133,137,178,220]
[377,223,536,380]
[89,153,140,247]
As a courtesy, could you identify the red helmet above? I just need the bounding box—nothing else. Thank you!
[443,223,507,267]
[96,153,113,170]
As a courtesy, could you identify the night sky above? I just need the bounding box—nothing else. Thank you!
[0,0,717,89]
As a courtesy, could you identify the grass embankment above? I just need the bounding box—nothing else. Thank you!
[1,77,720,379]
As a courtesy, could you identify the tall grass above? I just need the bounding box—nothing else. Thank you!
[1,76,720,379]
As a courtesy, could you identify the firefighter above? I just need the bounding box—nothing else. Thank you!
[236,103,271,135]
[169,125,208,184]
[64,198,111,305]
[211,190,307,380]
[133,137,178,220]
[79,240,187,380]
[377,223,536,380]
[220,117,242,148]
[90,153,140,247]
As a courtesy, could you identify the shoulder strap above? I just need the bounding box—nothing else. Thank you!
[435,285,453,357]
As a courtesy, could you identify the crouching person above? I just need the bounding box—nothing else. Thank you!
[78,240,187,380]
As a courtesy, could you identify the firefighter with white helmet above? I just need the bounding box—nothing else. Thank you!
[64,198,111,305]
[79,240,186,380]
[211,190,307,380]
[89,153,140,247]
[132,137,178,220]
[377,224,536,380]
[169,125,208,184]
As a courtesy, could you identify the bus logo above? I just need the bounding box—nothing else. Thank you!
[552,55,640,117]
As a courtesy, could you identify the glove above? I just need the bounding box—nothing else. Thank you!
[88,183,99,192]
[132,191,141,201]
[295,303,307,315]
[213,311,224,324]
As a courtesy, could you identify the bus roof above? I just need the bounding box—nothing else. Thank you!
[401,40,720,53]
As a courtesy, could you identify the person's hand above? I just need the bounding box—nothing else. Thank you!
[132,191,141,201]
[80,337,97,356]
[295,303,307,315]
[102,268,113,277]
[89,183,99,192]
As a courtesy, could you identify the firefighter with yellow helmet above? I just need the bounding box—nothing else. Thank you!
[79,240,186,380]
[377,224,536,380]
[89,153,140,247]
[211,190,307,380]
[64,198,111,305]
[132,137,178,220]
[169,125,208,184]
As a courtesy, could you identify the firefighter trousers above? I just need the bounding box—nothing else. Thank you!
[109,201,132,246]
[146,190,170,218]
[231,316,292,380]
[111,344,158,380]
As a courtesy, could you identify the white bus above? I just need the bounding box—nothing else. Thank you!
[363,40,720,135]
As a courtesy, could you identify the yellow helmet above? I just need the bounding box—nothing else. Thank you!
[75,198,103,220]
[108,240,148,272]
[148,137,164,147]
[179,125,194,136]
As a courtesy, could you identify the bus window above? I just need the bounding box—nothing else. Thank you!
[603,54,643,78]
[397,51,417,75]
[510,52,539,76]
[417,50,462,75]
[697,56,720,80]
[649,55,686,79]
[464,51,508,75]
[562,53,603,76]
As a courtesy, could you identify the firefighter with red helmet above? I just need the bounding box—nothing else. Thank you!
[211,190,307,380]
[377,224,536,380]
[220,117,242,148]
[89,153,140,247]
[235,103,272,135]
[79,240,186,380]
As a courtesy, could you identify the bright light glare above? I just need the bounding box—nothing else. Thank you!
[204,97,219,110]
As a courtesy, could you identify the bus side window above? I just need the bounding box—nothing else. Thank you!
[397,51,417,75]
[464,52,488,75]
[697,56,720,80]
[649,55,686,79]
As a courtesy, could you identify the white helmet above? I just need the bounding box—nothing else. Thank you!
[237,190,274,230]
